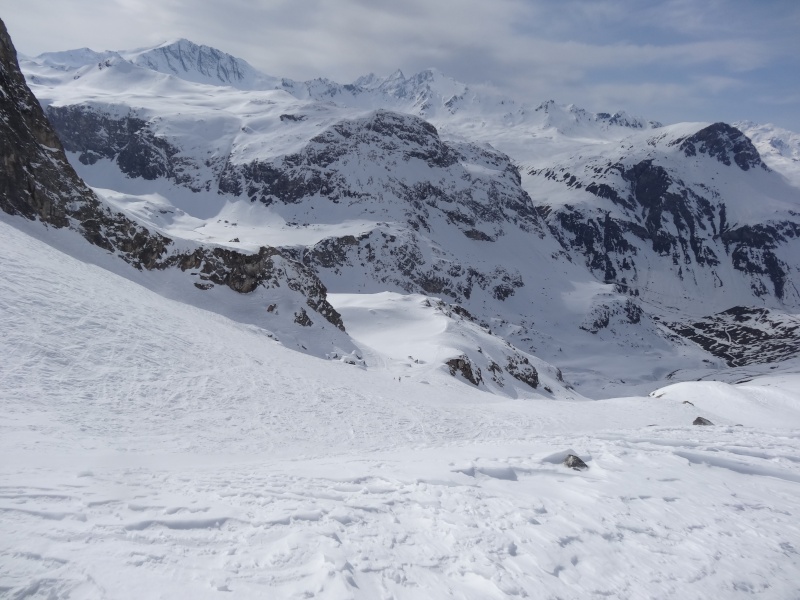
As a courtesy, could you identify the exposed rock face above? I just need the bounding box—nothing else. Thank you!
[693,417,714,426]
[664,306,800,367]
[505,355,539,389]
[673,123,768,172]
[292,228,525,305]
[46,105,202,188]
[0,19,343,331]
[532,125,800,306]
[219,110,541,233]
[1,20,75,226]
[580,296,643,334]
[446,355,483,386]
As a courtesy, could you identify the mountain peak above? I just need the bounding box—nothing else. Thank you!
[122,39,278,90]
[35,47,122,70]
[675,122,768,171]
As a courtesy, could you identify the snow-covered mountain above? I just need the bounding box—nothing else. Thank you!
[14,36,800,393]
[735,120,800,188]
[6,30,580,399]
[4,22,800,600]
[2,29,355,361]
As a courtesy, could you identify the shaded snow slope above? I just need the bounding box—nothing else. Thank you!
[330,292,571,398]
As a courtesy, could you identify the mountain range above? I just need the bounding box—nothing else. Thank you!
[10,35,800,395]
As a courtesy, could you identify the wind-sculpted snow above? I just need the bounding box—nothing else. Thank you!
[3,218,800,599]
[329,292,568,397]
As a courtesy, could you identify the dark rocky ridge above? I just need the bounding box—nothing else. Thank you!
[0,19,343,331]
[532,124,800,304]
[672,123,768,172]
[1,21,72,226]
[46,105,542,238]
[664,306,800,367]
[46,105,205,189]
[284,228,525,304]
[223,110,543,236]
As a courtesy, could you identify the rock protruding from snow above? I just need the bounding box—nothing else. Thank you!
[693,417,714,426]
[0,18,77,226]
[673,122,768,172]
[446,355,483,386]
[563,454,589,470]
[533,121,800,309]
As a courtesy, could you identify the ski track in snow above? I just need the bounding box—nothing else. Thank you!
[2,219,800,598]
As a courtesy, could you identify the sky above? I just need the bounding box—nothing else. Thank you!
[3,0,799,130]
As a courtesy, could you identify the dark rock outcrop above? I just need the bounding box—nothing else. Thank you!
[693,417,714,426]
[295,228,525,305]
[1,19,75,226]
[46,105,202,188]
[673,122,768,172]
[506,355,539,389]
[446,355,482,386]
[665,306,799,367]
[563,454,589,470]
[218,110,541,235]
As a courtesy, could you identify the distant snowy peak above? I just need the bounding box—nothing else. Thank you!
[735,121,800,162]
[122,38,280,89]
[734,120,800,189]
[34,47,122,70]
[30,38,658,135]
[669,122,767,172]
[376,68,467,102]
[532,99,660,134]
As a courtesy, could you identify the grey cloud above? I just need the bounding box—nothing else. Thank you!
[3,0,799,129]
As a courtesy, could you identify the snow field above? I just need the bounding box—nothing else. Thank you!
[2,216,800,598]
[4,432,800,599]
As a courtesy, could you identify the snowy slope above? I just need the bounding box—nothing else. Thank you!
[735,120,800,188]
[3,214,800,599]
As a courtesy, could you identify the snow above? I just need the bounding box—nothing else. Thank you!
[3,214,800,599]
[561,281,618,314]
[5,38,800,598]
